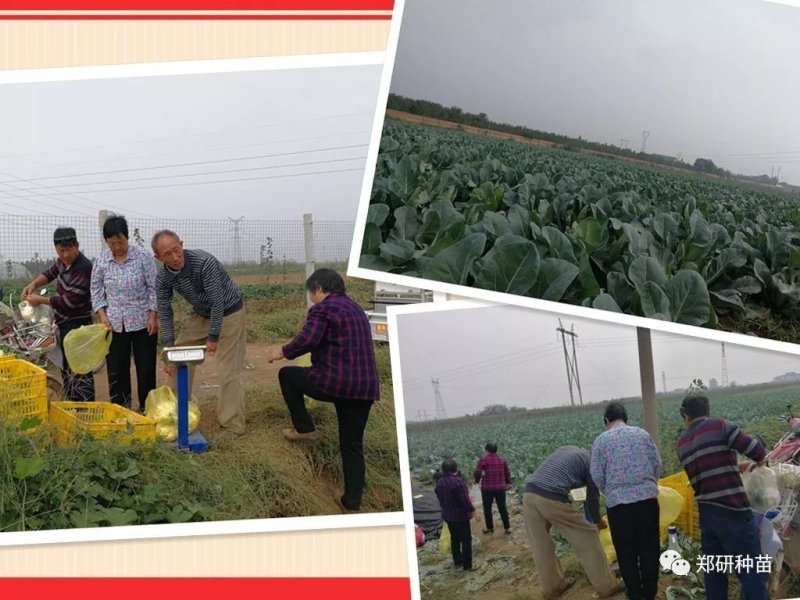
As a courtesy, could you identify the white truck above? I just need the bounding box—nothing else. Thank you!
[366,282,435,342]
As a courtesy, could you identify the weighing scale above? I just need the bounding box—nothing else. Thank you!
[163,345,209,453]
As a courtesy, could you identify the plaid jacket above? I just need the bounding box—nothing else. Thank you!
[435,473,474,523]
[474,453,512,491]
[282,292,380,401]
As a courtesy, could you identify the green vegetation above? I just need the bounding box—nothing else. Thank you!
[407,384,800,493]
[361,120,800,341]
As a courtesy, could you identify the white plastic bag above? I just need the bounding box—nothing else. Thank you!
[469,483,482,507]
[743,466,781,513]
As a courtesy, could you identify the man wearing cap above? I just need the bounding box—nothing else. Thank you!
[21,227,95,401]
[152,230,247,436]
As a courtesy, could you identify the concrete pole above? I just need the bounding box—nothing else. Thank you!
[637,327,660,451]
[303,213,315,308]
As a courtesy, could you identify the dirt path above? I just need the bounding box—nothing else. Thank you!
[417,485,690,600]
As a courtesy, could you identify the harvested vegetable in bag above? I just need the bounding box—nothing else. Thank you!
[145,385,201,442]
[439,523,451,555]
[743,466,781,512]
[63,324,112,374]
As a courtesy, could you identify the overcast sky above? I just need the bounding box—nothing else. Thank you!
[0,63,381,221]
[396,304,800,421]
[390,0,800,185]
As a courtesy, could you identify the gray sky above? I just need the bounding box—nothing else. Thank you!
[390,0,800,185]
[396,304,800,421]
[0,63,381,220]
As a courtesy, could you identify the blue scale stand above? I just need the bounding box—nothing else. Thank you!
[164,346,209,453]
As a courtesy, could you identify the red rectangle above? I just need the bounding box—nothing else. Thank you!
[0,0,393,9]
[0,578,412,600]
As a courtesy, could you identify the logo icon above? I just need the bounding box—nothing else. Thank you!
[660,550,692,576]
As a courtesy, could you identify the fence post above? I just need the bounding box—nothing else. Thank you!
[303,213,315,308]
[98,210,109,256]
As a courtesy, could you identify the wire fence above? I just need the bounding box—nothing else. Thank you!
[0,213,356,280]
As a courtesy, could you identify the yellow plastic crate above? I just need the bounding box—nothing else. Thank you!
[0,357,48,428]
[49,401,156,446]
[660,471,701,541]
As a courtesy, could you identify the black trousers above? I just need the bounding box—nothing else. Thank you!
[607,497,661,600]
[278,366,373,510]
[106,328,158,411]
[58,316,95,401]
[445,520,473,570]
[481,489,510,530]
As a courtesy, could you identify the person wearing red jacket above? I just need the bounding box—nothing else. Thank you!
[474,442,512,534]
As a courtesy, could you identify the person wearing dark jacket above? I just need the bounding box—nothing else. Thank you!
[267,269,380,513]
[436,459,479,572]
[21,227,95,401]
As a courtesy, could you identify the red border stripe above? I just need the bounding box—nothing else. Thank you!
[0,13,392,18]
[0,0,393,8]
[0,578,412,599]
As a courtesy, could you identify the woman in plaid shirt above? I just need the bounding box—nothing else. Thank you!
[474,442,512,534]
[267,269,380,513]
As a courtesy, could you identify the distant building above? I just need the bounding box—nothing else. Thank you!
[773,372,800,384]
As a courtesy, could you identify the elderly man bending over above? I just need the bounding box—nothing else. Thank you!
[152,230,247,436]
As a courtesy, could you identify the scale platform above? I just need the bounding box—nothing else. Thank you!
[163,345,211,454]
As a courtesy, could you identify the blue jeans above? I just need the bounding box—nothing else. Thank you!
[698,503,768,600]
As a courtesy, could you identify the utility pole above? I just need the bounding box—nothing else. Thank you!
[556,319,584,406]
[229,216,244,265]
[641,130,650,154]
[721,342,729,388]
[432,378,447,420]
[637,328,659,452]
[662,370,667,394]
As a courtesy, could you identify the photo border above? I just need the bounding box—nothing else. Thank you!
[387,297,800,600]
[0,49,406,547]
[0,50,385,84]
[346,0,800,362]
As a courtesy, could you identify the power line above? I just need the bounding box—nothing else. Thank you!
[27,128,372,170]
[0,110,374,162]
[15,143,369,183]
[0,165,366,196]
[6,155,367,195]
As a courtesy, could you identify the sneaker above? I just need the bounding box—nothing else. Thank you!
[282,428,321,442]
[482,528,494,534]
[504,528,512,535]
[464,564,480,572]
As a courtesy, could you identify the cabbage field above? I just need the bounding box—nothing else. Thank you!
[406,384,800,490]
[361,119,800,338]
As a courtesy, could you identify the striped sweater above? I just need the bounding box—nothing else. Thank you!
[524,445,600,523]
[156,249,243,345]
[41,252,93,324]
[677,417,766,512]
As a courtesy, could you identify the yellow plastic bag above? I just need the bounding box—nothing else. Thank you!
[296,353,321,410]
[439,524,451,556]
[658,485,685,541]
[599,528,617,564]
[63,324,112,374]
[144,385,201,442]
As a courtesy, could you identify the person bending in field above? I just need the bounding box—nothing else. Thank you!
[523,446,623,600]
[436,458,479,572]
[152,230,247,437]
[21,227,95,401]
[267,269,379,513]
